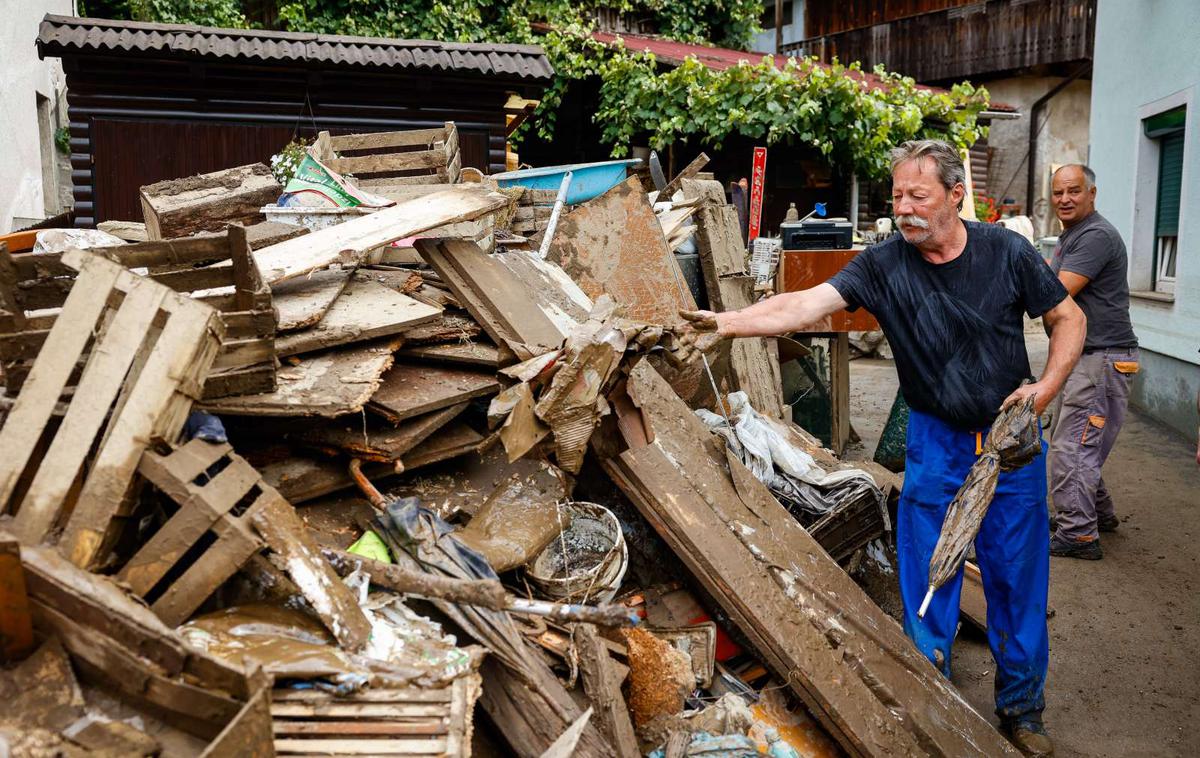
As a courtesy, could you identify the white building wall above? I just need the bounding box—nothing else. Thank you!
[750,0,805,54]
[1089,0,1200,438]
[0,0,75,233]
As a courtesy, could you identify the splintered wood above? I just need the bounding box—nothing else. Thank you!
[0,250,223,569]
[270,676,478,757]
[369,361,499,424]
[546,176,696,324]
[604,362,1019,758]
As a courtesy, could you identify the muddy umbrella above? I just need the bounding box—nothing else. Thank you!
[918,396,1042,618]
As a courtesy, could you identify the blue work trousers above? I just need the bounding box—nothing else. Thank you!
[897,408,1050,725]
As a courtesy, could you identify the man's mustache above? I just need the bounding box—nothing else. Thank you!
[895,214,930,229]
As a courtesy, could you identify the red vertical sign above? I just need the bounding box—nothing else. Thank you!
[748,147,767,242]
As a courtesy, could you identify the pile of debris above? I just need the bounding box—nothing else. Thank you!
[0,125,1017,757]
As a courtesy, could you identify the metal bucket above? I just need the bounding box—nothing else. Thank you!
[526,501,628,604]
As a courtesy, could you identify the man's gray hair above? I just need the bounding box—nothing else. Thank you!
[889,139,967,192]
[1053,163,1096,189]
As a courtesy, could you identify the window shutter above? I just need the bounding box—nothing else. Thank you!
[1155,132,1185,237]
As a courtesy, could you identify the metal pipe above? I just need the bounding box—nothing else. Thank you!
[538,170,573,259]
[1025,63,1091,217]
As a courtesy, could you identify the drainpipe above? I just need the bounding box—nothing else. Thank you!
[1026,63,1091,218]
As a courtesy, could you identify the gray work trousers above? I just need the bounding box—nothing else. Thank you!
[1049,347,1138,541]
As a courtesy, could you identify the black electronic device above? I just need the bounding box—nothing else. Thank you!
[780,219,854,250]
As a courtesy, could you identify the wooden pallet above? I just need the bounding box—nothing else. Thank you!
[271,676,478,757]
[0,225,276,399]
[314,123,461,191]
[12,536,275,755]
[123,438,372,650]
[0,249,224,569]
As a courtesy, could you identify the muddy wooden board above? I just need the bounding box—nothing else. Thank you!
[252,186,509,286]
[271,268,355,332]
[202,336,403,418]
[275,277,441,357]
[295,402,467,462]
[397,340,499,367]
[0,250,223,569]
[368,361,498,424]
[546,176,695,324]
[694,203,784,418]
[417,238,566,361]
[604,361,1018,758]
[262,421,483,504]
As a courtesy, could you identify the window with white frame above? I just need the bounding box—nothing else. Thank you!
[1143,106,1186,294]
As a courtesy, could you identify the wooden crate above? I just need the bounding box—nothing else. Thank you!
[0,225,276,400]
[314,123,461,191]
[270,677,478,757]
[12,536,275,756]
[0,249,224,569]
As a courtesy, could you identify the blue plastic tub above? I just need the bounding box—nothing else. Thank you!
[492,159,642,205]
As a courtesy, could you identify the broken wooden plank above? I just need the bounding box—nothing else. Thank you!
[0,539,34,663]
[399,311,483,345]
[574,623,639,758]
[202,336,403,418]
[397,340,500,367]
[604,362,1019,758]
[416,238,566,360]
[140,163,280,241]
[547,177,696,324]
[296,402,467,463]
[252,186,509,286]
[252,493,372,652]
[271,267,355,333]
[960,560,987,631]
[369,362,498,424]
[694,202,784,418]
[276,277,440,357]
[658,152,710,201]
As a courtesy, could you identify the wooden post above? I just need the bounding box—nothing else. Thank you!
[829,332,851,455]
[0,539,35,663]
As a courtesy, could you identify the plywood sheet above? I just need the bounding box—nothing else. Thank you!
[397,341,499,367]
[272,268,354,333]
[368,362,498,424]
[275,277,441,357]
[546,177,695,324]
[296,403,467,462]
[201,337,402,418]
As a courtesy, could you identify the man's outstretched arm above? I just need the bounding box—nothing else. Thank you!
[672,283,849,362]
[1003,296,1086,415]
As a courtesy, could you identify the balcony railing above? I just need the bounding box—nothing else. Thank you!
[783,0,1095,83]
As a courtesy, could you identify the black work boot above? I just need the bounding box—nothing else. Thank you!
[1050,534,1102,560]
[1003,720,1055,757]
[1098,515,1120,533]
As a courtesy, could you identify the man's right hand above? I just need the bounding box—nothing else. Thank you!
[671,309,727,365]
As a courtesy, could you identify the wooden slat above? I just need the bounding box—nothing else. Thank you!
[272,689,454,704]
[10,277,167,542]
[330,127,448,152]
[273,721,447,736]
[368,362,498,424]
[145,438,233,485]
[0,255,120,511]
[327,149,447,176]
[271,704,450,719]
[0,539,34,663]
[273,737,447,755]
[150,510,262,626]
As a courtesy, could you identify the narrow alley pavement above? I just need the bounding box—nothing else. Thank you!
[847,330,1200,758]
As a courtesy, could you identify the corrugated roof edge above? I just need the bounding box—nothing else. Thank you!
[37,14,555,80]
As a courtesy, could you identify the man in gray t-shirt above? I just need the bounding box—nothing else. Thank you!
[1047,164,1139,560]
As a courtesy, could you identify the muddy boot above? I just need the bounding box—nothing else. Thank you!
[1098,514,1120,533]
[1003,720,1054,757]
[1050,534,1102,560]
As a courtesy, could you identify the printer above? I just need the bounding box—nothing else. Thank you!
[779,218,854,250]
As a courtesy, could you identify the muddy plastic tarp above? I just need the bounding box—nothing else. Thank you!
[919,396,1041,617]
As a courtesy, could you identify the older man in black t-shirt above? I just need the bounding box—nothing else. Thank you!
[676,140,1086,756]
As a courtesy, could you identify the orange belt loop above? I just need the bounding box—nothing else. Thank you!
[975,431,983,455]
